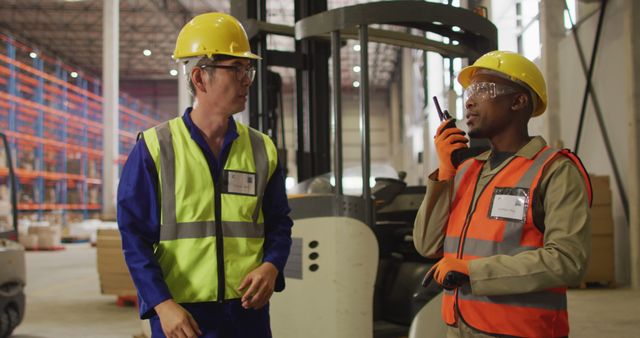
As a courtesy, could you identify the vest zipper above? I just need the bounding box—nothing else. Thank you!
[215,180,225,302]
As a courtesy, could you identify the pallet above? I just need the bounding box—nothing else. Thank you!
[116,295,138,307]
[61,236,90,244]
[577,281,616,289]
[25,245,66,251]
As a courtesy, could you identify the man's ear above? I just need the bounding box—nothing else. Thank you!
[510,93,528,111]
[192,68,207,94]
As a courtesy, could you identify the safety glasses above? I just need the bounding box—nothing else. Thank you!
[463,82,520,104]
[200,64,256,82]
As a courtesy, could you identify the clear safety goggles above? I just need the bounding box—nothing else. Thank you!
[463,82,520,104]
[200,64,257,82]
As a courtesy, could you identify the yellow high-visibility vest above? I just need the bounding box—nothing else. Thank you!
[142,117,277,302]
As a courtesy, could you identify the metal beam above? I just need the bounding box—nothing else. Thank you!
[568,1,629,223]
[138,0,191,29]
[102,0,120,219]
[294,0,331,181]
[625,0,640,289]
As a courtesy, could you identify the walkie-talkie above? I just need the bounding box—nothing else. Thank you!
[421,265,470,290]
[433,96,466,168]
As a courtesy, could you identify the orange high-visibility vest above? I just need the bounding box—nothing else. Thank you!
[442,147,591,337]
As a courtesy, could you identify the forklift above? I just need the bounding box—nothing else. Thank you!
[0,131,25,338]
[241,1,497,337]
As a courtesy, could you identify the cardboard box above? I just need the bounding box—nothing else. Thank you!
[96,229,137,296]
[590,204,614,235]
[66,158,81,175]
[590,175,612,206]
[584,234,614,283]
[582,174,615,284]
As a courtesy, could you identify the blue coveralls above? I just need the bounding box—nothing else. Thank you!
[117,108,293,338]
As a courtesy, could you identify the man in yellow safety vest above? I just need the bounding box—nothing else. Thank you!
[117,12,293,338]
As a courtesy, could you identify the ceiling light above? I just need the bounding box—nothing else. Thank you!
[29,52,37,59]
[70,72,78,78]
[353,65,361,73]
[169,69,178,76]
[143,49,152,56]
[353,44,361,52]
[452,40,459,45]
[352,81,360,88]
[452,26,461,32]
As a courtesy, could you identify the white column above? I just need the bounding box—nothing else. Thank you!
[177,70,191,116]
[102,0,119,219]
[624,0,640,289]
[539,0,564,146]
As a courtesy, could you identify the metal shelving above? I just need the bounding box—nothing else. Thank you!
[0,33,164,225]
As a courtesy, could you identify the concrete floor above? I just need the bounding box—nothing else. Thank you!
[13,243,141,338]
[11,244,640,338]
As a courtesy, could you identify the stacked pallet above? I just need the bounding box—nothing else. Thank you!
[96,229,137,297]
[583,175,615,285]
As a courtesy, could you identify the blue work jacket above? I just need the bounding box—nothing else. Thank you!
[117,108,293,319]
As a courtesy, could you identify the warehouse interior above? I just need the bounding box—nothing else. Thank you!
[0,0,639,337]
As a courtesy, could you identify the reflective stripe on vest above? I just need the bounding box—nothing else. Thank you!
[143,117,277,303]
[441,146,587,337]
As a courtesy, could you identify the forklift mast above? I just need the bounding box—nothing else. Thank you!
[233,0,331,182]
[232,2,497,338]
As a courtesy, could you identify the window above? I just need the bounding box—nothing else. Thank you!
[516,0,541,61]
[564,0,577,29]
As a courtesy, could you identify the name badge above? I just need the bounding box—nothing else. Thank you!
[224,170,256,196]
[488,187,529,223]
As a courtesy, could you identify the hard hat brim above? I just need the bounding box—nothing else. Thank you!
[457,66,478,89]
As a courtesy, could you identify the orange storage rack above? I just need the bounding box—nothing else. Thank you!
[0,33,168,225]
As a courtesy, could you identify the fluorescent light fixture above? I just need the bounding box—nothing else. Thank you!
[70,72,78,78]
[353,44,361,52]
[353,65,361,73]
[169,69,178,76]
[143,49,152,56]
[352,81,360,88]
[29,52,37,59]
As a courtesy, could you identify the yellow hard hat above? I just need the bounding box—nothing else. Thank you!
[173,12,261,60]
[458,51,547,116]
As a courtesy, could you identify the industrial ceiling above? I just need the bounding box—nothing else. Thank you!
[0,0,401,88]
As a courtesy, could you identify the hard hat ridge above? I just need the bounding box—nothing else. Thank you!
[173,12,261,61]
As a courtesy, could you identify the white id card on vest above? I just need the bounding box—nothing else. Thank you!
[225,170,256,196]
[488,187,529,223]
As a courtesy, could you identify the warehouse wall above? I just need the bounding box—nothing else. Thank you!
[390,48,448,187]
[557,0,631,285]
[120,79,178,118]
